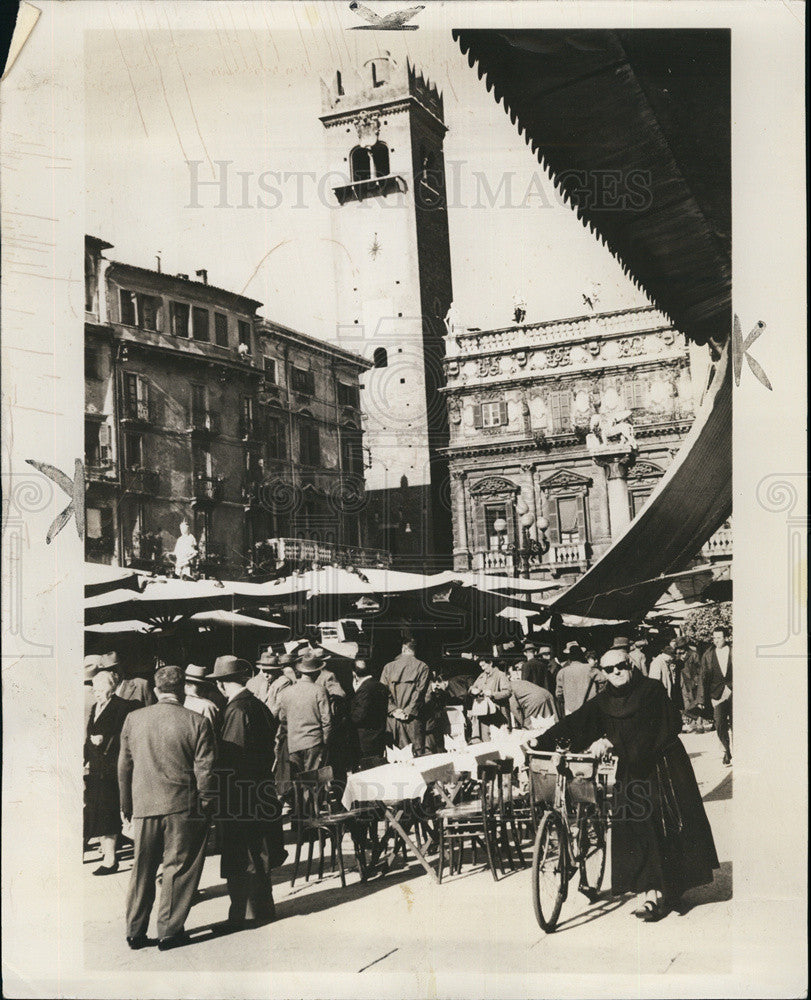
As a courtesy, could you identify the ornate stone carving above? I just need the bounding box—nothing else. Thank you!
[355,112,381,148]
[477,356,500,377]
[537,468,593,491]
[627,460,665,480]
[469,475,518,496]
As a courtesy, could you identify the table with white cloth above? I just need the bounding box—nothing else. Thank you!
[342,758,458,881]
[340,730,547,881]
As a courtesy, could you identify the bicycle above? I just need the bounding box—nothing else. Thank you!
[526,748,618,933]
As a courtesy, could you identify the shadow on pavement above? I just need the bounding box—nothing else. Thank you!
[549,892,631,934]
[677,860,732,914]
[703,772,732,802]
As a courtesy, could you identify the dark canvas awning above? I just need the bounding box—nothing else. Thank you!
[453,29,730,348]
[546,346,732,620]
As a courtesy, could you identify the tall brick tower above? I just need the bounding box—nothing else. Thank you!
[320,54,453,568]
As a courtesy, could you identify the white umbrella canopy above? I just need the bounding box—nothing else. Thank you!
[452,571,562,595]
[84,562,142,597]
[86,610,289,634]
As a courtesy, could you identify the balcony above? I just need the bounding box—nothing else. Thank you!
[701,526,732,560]
[547,542,590,576]
[193,474,224,503]
[123,468,159,494]
[264,537,391,571]
[472,549,513,574]
[189,409,220,438]
[121,401,151,426]
[85,460,117,484]
[332,174,408,206]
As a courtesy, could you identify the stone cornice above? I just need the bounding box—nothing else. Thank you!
[440,353,691,396]
[442,421,692,460]
[320,95,446,134]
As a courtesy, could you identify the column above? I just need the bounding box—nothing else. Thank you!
[592,448,636,541]
[451,470,470,570]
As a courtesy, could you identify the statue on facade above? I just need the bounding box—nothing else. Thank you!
[586,392,637,453]
[513,291,527,324]
[171,518,198,579]
[443,301,464,357]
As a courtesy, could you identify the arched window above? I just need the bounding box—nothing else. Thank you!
[371,141,389,178]
[373,347,388,368]
[298,411,320,467]
[350,146,372,183]
[350,142,390,182]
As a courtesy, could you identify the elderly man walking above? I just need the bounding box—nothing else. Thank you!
[208,655,287,928]
[118,665,216,950]
[380,638,430,753]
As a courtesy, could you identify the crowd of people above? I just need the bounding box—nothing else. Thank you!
[83,625,731,947]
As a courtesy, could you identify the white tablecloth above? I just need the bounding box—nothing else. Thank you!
[341,730,547,809]
[342,758,456,810]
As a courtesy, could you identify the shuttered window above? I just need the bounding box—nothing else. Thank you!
[171,301,190,338]
[124,373,150,421]
[267,415,287,460]
[291,367,315,396]
[214,312,229,347]
[192,306,210,342]
[120,289,137,326]
[622,379,646,410]
[481,400,508,427]
[549,391,571,432]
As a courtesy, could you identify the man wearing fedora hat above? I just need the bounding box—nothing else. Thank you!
[184,665,219,729]
[101,651,156,707]
[118,665,216,950]
[247,650,280,705]
[207,655,287,927]
[277,648,332,778]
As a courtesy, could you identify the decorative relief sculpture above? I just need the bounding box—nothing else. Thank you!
[355,111,381,147]
[586,390,637,453]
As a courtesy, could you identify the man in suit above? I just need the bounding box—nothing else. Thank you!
[555,643,600,716]
[349,657,388,764]
[380,639,430,754]
[118,665,216,951]
[208,655,287,928]
[183,664,220,729]
[247,649,278,705]
[277,649,332,776]
[701,626,733,765]
[103,651,156,707]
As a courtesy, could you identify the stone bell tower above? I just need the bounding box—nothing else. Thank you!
[320,54,453,568]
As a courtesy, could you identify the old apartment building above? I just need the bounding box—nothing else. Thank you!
[84,236,374,577]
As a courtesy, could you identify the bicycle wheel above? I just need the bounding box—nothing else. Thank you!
[531,811,567,932]
[578,810,606,897]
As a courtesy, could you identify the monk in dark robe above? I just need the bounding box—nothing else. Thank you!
[533,647,719,922]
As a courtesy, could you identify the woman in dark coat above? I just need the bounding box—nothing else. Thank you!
[84,670,137,874]
[533,647,719,921]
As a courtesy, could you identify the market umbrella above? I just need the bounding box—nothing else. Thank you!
[85,579,245,625]
[84,562,143,598]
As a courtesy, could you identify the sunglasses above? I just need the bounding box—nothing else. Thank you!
[602,661,631,674]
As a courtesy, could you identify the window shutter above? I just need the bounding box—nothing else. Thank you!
[99,422,111,463]
[622,381,633,410]
[506,504,517,545]
[499,400,508,425]
[474,502,487,551]
[546,496,560,545]
[576,494,588,543]
[472,403,483,429]
[549,393,560,431]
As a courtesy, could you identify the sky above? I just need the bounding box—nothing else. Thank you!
[85,10,650,342]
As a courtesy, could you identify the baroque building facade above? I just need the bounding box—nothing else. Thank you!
[440,305,720,579]
[84,236,376,577]
[320,54,453,569]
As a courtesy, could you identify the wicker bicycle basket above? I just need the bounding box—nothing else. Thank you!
[527,751,618,808]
